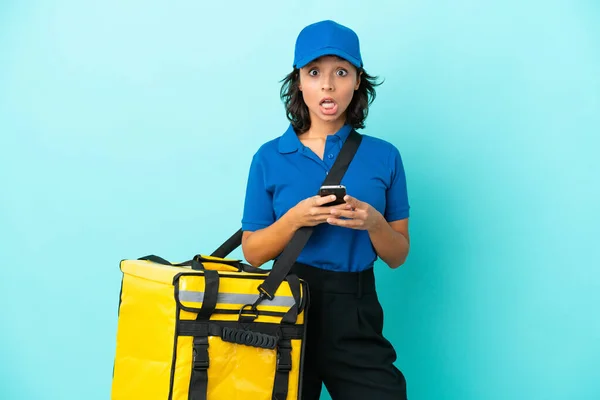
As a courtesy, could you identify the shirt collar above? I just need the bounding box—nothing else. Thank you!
[278,123,353,154]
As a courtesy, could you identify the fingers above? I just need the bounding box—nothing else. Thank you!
[343,195,362,209]
[306,213,337,227]
[324,203,353,212]
[302,196,357,228]
[326,216,365,228]
[332,203,353,209]
[314,194,337,207]
[311,202,351,214]
[329,208,364,219]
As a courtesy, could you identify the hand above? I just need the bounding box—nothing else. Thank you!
[287,195,353,229]
[327,195,383,232]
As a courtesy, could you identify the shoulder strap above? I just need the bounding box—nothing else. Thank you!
[210,229,243,259]
[214,130,362,300]
[211,130,362,261]
[255,129,362,301]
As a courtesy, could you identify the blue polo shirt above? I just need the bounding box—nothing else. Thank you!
[241,123,410,272]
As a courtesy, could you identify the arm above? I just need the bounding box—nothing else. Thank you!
[371,145,411,268]
[367,216,410,269]
[242,214,297,268]
[241,152,291,268]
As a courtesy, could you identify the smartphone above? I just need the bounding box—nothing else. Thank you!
[319,185,347,206]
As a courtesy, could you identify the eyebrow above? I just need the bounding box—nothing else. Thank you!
[311,55,352,66]
[305,61,350,69]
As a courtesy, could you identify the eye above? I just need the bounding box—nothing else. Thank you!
[336,69,348,77]
[308,69,319,76]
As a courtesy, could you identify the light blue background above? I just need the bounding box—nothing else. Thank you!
[1,1,598,399]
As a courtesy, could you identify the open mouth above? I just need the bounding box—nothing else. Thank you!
[320,98,337,111]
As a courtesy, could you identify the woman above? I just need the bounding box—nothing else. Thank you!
[241,20,410,399]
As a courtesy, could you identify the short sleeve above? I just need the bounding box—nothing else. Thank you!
[384,146,410,222]
[241,153,276,232]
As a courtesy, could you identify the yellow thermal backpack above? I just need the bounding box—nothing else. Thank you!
[111,232,307,400]
[111,130,362,399]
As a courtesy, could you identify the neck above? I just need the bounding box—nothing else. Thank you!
[302,115,346,139]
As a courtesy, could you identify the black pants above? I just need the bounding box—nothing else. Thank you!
[292,263,407,400]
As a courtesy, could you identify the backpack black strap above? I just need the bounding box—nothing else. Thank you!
[210,229,243,259]
[213,130,362,264]
[188,130,361,400]
[188,336,209,400]
[256,130,362,302]
[271,339,292,400]
[210,130,362,303]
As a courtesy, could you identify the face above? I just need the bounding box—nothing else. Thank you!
[298,56,361,125]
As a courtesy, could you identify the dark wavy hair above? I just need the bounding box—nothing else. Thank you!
[279,61,383,134]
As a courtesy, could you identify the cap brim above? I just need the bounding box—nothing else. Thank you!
[294,48,362,69]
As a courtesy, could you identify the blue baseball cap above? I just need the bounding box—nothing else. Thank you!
[293,20,363,69]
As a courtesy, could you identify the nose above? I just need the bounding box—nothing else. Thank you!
[321,75,334,91]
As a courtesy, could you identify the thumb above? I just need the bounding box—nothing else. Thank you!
[344,195,363,209]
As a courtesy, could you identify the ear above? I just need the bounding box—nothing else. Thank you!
[355,70,363,90]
